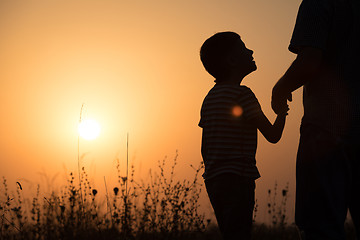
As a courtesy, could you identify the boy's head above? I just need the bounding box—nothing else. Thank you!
[200,31,256,82]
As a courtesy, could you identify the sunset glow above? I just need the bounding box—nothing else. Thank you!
[0,0,303,224]
[78,119,101,140]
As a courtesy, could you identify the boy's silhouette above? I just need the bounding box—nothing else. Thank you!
[272,0,360,239]
[199,32,289,240]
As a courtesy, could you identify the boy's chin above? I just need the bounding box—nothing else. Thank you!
[248,64,257,73]
[252,61,257,70]
[245,65,257,76]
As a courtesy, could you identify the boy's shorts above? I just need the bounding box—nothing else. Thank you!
[296,124,360,240]
[205,173,255,240]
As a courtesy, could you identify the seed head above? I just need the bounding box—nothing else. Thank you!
[92,189,98,196]
[16,182,22,190]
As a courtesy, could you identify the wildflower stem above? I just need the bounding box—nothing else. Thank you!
[104,176,113,226]
[78,103,84,218]
[126,132,129,197]
[1,215,21,232]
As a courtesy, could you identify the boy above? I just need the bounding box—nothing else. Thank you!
[199,32,289,240]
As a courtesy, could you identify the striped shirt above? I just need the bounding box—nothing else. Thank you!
[199,84,262,180]
[290,0,360,137]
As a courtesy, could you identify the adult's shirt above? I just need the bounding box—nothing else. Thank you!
[290,0,360,137]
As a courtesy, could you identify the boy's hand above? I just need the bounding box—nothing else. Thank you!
[276,104,290,116]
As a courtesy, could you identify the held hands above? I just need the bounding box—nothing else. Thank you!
[275,102,290,117]
[272,87,292,116]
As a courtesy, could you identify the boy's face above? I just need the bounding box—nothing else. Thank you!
[229,37,257,76]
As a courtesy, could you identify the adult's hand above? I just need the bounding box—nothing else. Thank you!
[271,47,322,115]
[271,86,292,115]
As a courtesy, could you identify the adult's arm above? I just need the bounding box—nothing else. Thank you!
[271,46,323,114]
[271,0,332,114]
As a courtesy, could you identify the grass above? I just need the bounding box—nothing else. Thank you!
[0,153,207,239]
[0,152,357,239]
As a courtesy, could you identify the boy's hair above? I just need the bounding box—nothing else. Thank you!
[200,31,240,80]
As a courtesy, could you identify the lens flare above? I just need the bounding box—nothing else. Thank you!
[232,106,243,117]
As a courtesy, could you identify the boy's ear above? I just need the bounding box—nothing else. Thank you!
[226,53,238,66]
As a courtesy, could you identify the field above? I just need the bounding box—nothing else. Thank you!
[0,154,357,240]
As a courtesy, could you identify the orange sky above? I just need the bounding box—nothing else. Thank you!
[0,0,302,222]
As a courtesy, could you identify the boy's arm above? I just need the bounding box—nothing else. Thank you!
[239,87,288,143]
[252,111,288,144]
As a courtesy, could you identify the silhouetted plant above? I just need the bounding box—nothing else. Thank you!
[266,181,289,228]
[1,155,356,240]
[0,153,209,239]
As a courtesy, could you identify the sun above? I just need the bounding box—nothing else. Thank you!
[78,119,101,140]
